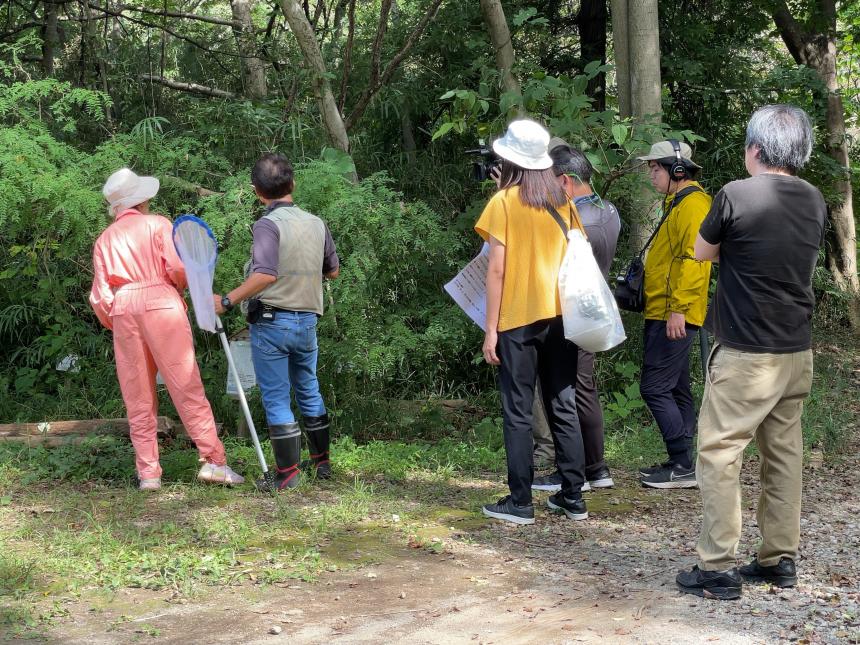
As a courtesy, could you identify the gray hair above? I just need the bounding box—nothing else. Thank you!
[550,145,593,184]
[745,104,813,174]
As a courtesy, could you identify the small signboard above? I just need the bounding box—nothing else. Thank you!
[225,339,256,398]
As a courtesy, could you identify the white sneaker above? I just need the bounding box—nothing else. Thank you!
[197,463,245,486]
[139,478,161,491]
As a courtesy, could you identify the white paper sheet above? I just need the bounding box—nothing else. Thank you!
[444,243,489,331]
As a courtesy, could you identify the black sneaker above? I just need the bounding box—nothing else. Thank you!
[546,493,588,520]
[739,557,797,588]
[676,565,742,600]
[587,467,614,489]
[639,460,674,477]
[532,471,591,492]
[641,464,697,489]
[482,496,535,525]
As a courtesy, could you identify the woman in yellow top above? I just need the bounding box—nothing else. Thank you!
[475,119,589,525]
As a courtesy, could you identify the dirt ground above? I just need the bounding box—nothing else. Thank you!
[12,446,859,645]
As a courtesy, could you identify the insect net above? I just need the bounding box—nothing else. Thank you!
[172,215,219,333]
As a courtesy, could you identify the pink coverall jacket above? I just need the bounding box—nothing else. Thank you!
[89,208,225,478]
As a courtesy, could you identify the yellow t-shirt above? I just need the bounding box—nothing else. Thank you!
[474,186,580,332]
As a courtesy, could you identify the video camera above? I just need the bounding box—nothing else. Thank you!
[465,140,501,182]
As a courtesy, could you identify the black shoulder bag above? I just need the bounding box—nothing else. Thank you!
[613,185,703,312]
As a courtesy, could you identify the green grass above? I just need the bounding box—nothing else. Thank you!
[0,340,855,640]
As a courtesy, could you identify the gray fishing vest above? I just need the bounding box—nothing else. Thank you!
[256,205,326,315]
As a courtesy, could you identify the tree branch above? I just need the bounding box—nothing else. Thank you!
[369,0,393,91]
[117,4,245,29]
[337,0,355,112]
[139,74,235,98]
[345,0,444,131]
[82,2,253,60]
[771,0,808,65]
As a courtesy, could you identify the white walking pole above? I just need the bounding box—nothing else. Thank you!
[172,214,274,486]
[216,318,270,479]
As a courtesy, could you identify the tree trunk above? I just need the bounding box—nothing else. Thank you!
[231,0,268,100]
[772,1,860,328]
[577,0,607,111]
[280,0,351,154]
[401,108,416,166]
[42,0,59,76]
[628,0,661,122]
[819,40,859,324]
[613,0,663,250]
[609,0,631,118]
[479,0,522,109]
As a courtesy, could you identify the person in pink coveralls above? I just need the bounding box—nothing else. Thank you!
[89,168,244,490]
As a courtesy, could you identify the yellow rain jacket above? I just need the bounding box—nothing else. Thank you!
[643,182,712,326]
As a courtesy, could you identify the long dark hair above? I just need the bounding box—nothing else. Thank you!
[498,159,567,210]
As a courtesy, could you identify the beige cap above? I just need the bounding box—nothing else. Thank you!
[636,140,702,169]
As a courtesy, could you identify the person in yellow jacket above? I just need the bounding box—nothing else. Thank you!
[635,140,712,489]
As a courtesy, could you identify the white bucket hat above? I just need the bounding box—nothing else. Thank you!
[492,119,553,170]
[103,168,160,214]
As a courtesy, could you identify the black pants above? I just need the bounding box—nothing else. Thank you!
[533,349,606,479]
[497,316,586,506]
[640,319,697,464]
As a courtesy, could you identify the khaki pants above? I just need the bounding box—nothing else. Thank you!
[696,345,813,571]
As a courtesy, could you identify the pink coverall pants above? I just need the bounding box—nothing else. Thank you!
[90,209,226,479]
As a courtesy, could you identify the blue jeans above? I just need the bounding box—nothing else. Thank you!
[250,311,326,426]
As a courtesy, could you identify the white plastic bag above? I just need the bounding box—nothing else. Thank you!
[558,229,626,352]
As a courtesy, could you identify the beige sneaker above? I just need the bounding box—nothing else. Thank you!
[139,478,161,491]
[197,463,245,486]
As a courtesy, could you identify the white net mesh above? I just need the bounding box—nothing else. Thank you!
[172,215,219,333]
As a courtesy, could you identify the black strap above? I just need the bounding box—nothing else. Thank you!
[636,185,703,258]
[546,204,571,237]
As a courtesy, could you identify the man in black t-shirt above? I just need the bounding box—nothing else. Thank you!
[676,105,827,600]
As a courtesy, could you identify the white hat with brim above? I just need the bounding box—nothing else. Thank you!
[492,119,553,170]
[103,167,160,215]
[636,140,702,169]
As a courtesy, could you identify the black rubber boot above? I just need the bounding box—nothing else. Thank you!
[255,422,302,492]
[302,414,331,479]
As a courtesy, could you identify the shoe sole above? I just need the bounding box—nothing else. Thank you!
[740,573,797,588]
[482,507,535,525]
[641,479,697,489]
[588,478,614,488]
[532,481,591,492]
[198,476,245,486]
[531,483,562,492]
[546,498,588,521]
[677,582,741,600]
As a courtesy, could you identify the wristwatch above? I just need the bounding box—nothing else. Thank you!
[221,295,234,311]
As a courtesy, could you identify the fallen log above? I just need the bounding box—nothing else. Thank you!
[0,417,224,446]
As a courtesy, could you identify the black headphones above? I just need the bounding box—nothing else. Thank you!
[667,139,690,180]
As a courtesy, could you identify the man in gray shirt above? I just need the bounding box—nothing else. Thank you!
[531,139,621,492]
[214,153,339,492]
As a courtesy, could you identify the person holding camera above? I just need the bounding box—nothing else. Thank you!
[531,139,620,493]
[214,153,340,492]
[477,119,590,525]
[676,105,826,600]
[636,140,712,490]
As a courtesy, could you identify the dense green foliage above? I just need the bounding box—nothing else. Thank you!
[0,0,857,440]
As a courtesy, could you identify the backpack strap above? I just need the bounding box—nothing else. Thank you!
[636,185,703,258]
